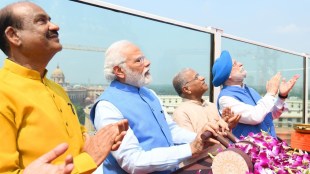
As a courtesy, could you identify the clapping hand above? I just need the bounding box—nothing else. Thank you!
[279,74,300,98]
[266,72,282,96]
[83,119,128,166]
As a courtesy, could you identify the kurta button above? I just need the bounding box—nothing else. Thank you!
[66,122,68,126]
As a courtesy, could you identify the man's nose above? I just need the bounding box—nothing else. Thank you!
[144,58,151,67]
[49,21,60,31]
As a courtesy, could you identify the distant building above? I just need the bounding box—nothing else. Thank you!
[50,65,69,87]
[159,95,209,115]
[50,65,104,106]
[50,65,103,132]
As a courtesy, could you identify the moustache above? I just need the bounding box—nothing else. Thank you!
[46,30,59,38]
[143,68,150,75]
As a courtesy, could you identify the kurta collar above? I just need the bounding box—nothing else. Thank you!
[110,80,140,93]
[3,59,47,80]
[223,83,247,89]
[182,98,208,106]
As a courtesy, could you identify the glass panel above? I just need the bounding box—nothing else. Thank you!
[0,0,212,128]
[308,58,310,123]
[222,37,304,145]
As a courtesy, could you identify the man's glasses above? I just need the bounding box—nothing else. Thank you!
[119,56,145,66]
[184,73,200,86]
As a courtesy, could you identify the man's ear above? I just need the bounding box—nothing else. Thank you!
[182,85,191,95]
[5,27,21,46]
[113,66,125,79]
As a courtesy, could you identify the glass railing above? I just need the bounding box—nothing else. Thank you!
[1,0,212,92]
[222,36,304,121]
[222,36,306,144]
[0,0,308,141]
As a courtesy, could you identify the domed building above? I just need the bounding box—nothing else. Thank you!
[50,65,104,106]
[49,65,103,132]
[50,65,87,105]
[50,65,69,87]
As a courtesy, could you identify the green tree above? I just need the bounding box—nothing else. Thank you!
[74,104,85,125]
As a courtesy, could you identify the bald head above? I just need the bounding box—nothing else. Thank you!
[173,68,193,96]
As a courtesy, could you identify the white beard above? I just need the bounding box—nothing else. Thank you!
[123,66,152,87]
[233,69,247,82]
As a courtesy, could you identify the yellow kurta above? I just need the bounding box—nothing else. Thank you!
[0,59,96,174]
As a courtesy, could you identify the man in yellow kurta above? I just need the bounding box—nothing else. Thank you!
[0,2,128,174]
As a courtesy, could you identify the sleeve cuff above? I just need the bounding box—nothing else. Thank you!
[184,144,193,158]
[274,97,289,112]
[266,93,276,98]
[72,152,97,174]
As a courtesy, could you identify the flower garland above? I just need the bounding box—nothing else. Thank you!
[229,131,310,174]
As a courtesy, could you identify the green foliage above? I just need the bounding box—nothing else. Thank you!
[74,104,85,125]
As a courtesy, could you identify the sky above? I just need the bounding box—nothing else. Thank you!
[102,0,310,55]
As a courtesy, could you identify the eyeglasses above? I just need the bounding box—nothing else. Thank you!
[119,56,145,66]
[184,73,200,86]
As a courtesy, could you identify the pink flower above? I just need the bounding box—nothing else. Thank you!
[229,131,310,174]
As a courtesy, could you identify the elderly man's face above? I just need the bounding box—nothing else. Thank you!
[183,69,208,97]
[230,59,247,82]
[122,44,151,87]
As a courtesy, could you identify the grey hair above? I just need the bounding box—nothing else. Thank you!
[104,40,132,81]
[172,68,193,96]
